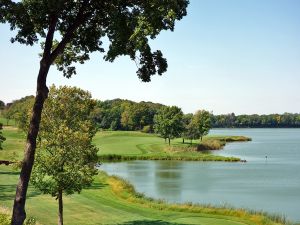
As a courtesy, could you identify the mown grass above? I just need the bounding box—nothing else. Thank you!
[93,131,250,162]
[0,165,292,225]
[0,126,296,225]
[0,126,25,161]
[108,174,292,225]
[0,120,250,162]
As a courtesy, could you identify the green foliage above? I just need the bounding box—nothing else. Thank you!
[0,100,4,110]
[1,96,34,130]
[153,106,184,144]
[93,99,164,131]
[0,123,5,150]
[0,207,37,225]
[191,110,211,141]
[0,0,189,80]
[141,125,152,133]
[31,85,99,197]
[211,113,300,128]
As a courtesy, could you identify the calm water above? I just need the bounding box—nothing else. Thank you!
[101,129,300,222]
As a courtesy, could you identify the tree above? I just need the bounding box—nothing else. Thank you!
[0,122,5,150]
[0,100,5,110]
[181,113,192,143]
[154,106,184,145]
[192,110,211,141]
[31,85,98,225]
[0,96,34,128]
[0,1,188,223]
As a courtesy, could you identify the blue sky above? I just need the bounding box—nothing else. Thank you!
[0,0,299,114]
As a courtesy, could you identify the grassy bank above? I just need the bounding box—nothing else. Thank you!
[93,131,250,162]
[0,165,290,225]
[0,126,294,225]
[1,128,249,163]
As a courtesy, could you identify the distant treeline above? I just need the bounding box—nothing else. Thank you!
[1,97,300,130]
[211,113,300,128]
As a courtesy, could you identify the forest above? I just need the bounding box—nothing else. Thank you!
[1,96,299,131]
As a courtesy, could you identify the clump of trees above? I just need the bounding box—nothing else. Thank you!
[154,106,184,145]
[1,96,34,129]
[0,100,5,110]
[211,113,300,128]
[153,107,212,145]
[31,86,98,225]
[92,99,164,131]
[184,110,211,144]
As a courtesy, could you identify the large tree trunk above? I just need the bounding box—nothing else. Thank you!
[168,138,170,146]
[58,190,63,225]
[11,61,50,225]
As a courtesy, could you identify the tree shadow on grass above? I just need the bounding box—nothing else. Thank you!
[85,181,108,190]
[0,183,43,202]
[116,220,191,225]
[0,170,20,175]
[0,184,17,201]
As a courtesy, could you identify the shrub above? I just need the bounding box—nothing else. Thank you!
[141,125,152,133]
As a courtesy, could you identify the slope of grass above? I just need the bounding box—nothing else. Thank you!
[93,131,248,162]
[0,127,248,163]
[0,126,292,225]
[0,165,288,225]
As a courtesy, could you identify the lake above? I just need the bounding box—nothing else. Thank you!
[100,129,300,222]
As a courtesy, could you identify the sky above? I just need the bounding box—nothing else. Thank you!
[0,0,300,115]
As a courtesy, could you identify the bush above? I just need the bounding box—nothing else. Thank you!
[197,140,224,151]
[141,125,152,133]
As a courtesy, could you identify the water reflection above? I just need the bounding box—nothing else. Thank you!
[154,161,183,200]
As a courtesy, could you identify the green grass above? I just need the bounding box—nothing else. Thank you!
[93,131,248,162]
[0,126,291,225]
[0,117,16,127]
[0,121,250,162]
[0,126,25,161]
[0,165,288,225]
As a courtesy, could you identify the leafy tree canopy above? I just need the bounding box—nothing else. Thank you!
[31,85,98,224]
[0,100,5,110]
[0,0,189,80]
[191,110,211,141]
[154,105,184,144]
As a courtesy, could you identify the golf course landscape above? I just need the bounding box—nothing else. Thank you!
[0,123,289,225]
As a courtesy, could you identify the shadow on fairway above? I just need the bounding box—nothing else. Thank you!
[85,182,108,190]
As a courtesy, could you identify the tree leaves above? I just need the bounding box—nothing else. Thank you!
[1,0,189,80]
[31,85,99,197]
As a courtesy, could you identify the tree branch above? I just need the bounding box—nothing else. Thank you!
[43,14,58,61]
[49,0,90,64]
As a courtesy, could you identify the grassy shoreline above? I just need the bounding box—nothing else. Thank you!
[98,153,241,162]
[0,166,291,225]
[1,127,251,163]
[94,131,250,162]
[107,172,290,225]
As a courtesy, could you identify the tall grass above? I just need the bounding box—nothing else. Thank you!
[0,206,39,225]
[107,174,293,225]
[98,154,241,162]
